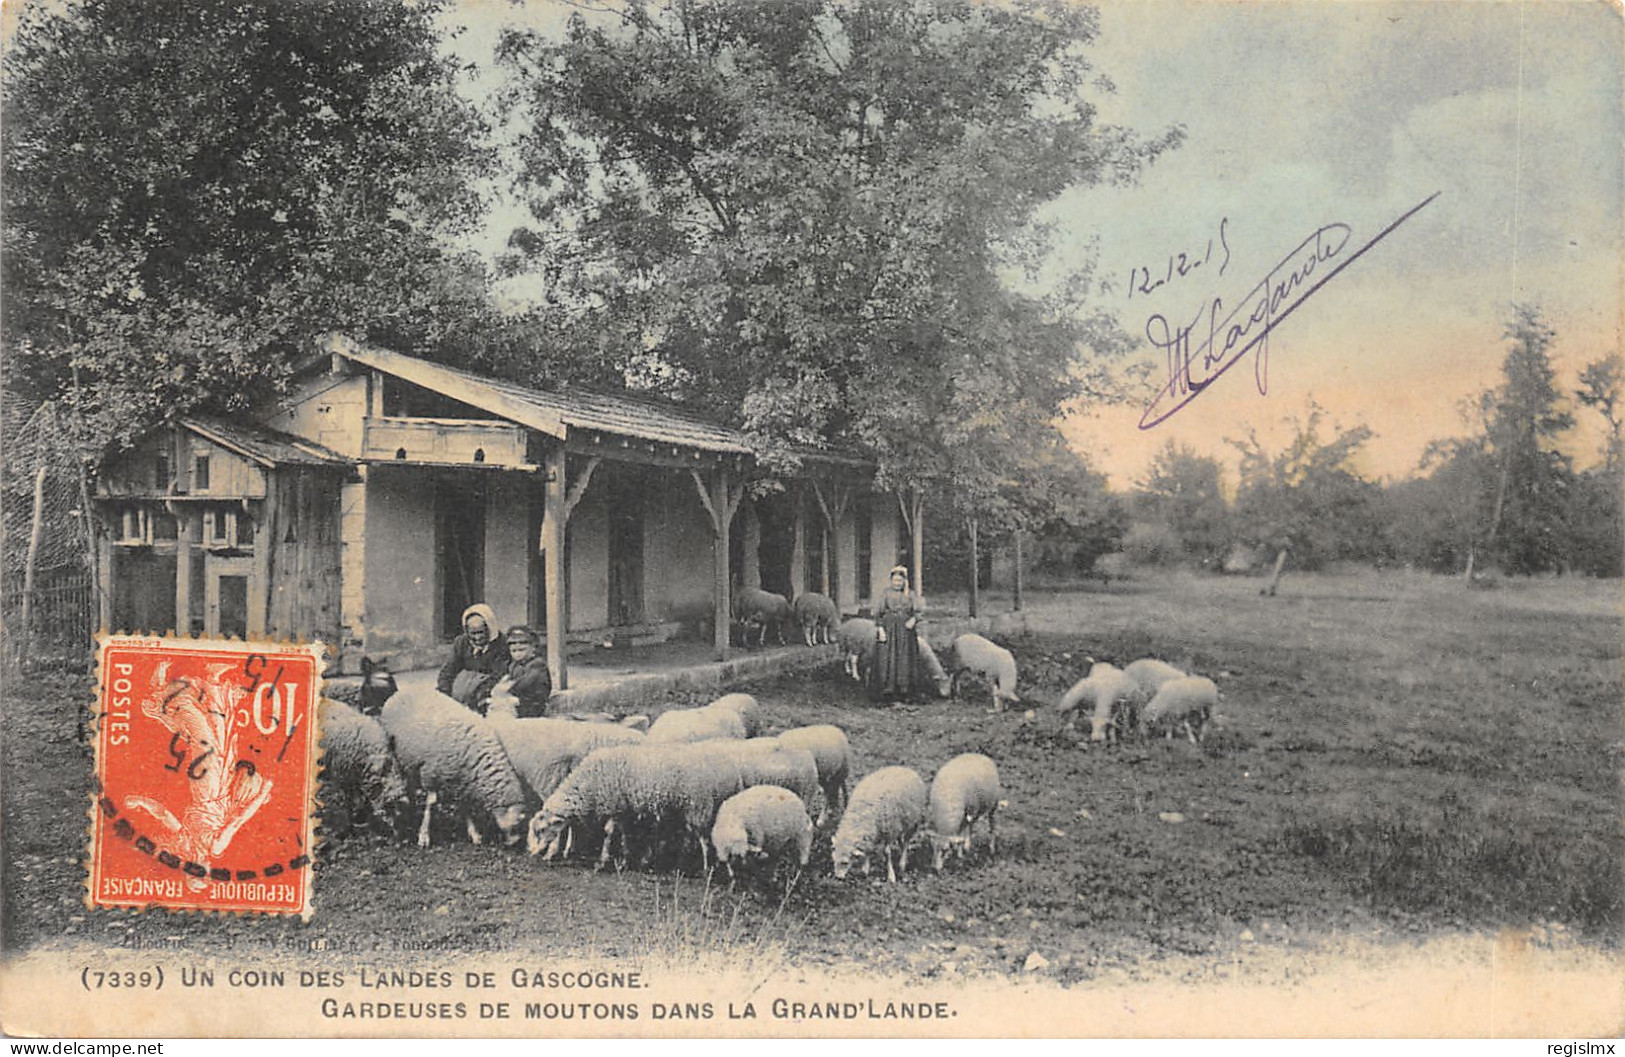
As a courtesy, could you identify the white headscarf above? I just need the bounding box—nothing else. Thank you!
[461,603,498,653]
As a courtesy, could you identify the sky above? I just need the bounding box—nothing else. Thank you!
[444,0,1624,489]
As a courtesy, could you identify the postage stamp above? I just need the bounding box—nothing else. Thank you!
[86,636,325,917]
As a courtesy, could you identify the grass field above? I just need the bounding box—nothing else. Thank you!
[3,568,1620,987]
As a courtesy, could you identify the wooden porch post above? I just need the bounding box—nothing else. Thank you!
[692,467,742,661]
[968,517,980,618]
[250,486,274,639]
[1013,529,1024,612]
[896,485,926,607]
[540,449,601,692]
[174,507,193,636]
[544,443,568,690]
[788,488,806,598]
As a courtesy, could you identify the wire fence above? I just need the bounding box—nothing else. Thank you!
[2,396,100,674]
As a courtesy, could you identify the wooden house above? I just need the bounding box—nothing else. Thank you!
[94,334,908,688]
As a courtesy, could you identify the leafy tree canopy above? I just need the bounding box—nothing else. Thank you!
[496,0,1182,488]
[3,0,499,447]
[1228,400,1383,570]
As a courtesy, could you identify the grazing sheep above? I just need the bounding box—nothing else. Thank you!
[646,703,749,744]
[317,697,409,840]
[1057,661,1143,745]
[733,588,792,647]
[915,636,954,699]
[711,785,814,885]
[490,716,645,805]
[792,592,840,646]
[527,740,813,870]
[773,724,852,823]
[379,688,529,848]
[1141,675,1219,744]
[947,633,1021,712]
[837,618,879,682]
[707,692,764,737]
[1123,658,1188,700]
[831,766,928,883]
[528,743,661,866]
[926,754,1002,871]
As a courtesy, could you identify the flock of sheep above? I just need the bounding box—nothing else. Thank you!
[318,616,1221,893]
[318,667,1004,887]
[734,587,1029,716]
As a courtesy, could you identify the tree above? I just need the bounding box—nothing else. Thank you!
[1569,354,1625,576]
[1133,441,1230,567]
[1576,356,1624,472]
[2,0,501,447]
[496,0,1183,554]
[1463,305,1576,577]
[1229,401,1383,589]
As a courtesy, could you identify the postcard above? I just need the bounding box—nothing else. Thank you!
[2,0,1620,1041]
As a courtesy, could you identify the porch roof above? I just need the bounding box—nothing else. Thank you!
[321,333,871,469]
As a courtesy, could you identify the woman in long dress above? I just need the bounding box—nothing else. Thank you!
[871,565,922,700]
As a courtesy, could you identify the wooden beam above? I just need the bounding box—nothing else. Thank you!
[544,443,569,690]
[789,488,806,597]
[96,529,113,634]
[174,509,193,636]
[20,466,46,656]
[968,517,980,618]
[711,468,733,662]
[250,487,274,639]
[563,455,601,520]
[567,434,741,471]
[1013,529,1024,612]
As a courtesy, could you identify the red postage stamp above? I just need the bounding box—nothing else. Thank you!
[87,636,325,917]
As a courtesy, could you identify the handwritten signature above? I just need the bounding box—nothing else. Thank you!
[1138,192,1441,430]
[1127,217,1231,299]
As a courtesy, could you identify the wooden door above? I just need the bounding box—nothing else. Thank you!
[204,555,255,639]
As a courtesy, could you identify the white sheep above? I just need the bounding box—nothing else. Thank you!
[773,724,852,824]
[1140,675,1219,744]
[791,592,840,646]
[947,633,1021,713]
[646,703,748,744]
[837,617,878,682]
[1057,661,1142,745]
[706,692,764,737]
[1123,658,1188,701]
[831,766,928,883]
[489,716,645,806]
[927,753,1003,872]
[732,587,792,647]
[317,697,409,840]
[528,740,810,870]
[711,785,814,886]
[379,688,529,848]
[916,636,954,698]
[528,743,658,866]
[704,738,822,813]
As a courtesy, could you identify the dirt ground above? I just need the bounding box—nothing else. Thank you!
[3,569,1620,992]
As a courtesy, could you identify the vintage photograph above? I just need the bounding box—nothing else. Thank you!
[1,0,1620,1040]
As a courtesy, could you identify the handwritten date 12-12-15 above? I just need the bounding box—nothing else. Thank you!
[1128,217,1231,299]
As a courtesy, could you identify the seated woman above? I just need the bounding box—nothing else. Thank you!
[437,603,510,710]
[491,625,552,719]
[870,565,923,701]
